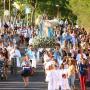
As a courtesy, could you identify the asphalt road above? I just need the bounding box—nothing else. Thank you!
[0,63,90,90]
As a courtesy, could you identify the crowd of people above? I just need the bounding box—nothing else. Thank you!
[42,18,90,90]
[0,16,90,90]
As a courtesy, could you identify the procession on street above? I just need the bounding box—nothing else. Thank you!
[0,15,90,90]
[0,0,90,90]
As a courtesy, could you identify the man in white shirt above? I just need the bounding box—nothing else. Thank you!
[59,19,64,26]
[10,46,21,74]
[29,38,33,45]
[7,42,14,60]
[76,50,87,63]
[13,46,21,67]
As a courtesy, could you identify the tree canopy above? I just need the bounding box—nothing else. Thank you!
[0,0,90,30]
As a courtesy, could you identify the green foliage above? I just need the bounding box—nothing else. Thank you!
[0,0,90,30]
[69,0,90,30]
[0,0,77,23]
[0,0,3,16]
[36,0,77,23]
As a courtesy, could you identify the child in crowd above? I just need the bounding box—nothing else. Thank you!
[59,63,70,90]
[46,64,60,90]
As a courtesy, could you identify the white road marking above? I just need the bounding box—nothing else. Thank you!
[0,88,41,90]
[0,81,47,84]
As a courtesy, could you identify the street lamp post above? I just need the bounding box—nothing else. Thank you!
[27,13,29,27]
[3,0,6,22]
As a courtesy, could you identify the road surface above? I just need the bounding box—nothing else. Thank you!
[0,62,90,90]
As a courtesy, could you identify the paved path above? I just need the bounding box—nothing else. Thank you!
[0,62,90,90]
[0,63,48,90]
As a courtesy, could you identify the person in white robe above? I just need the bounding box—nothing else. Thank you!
[46,64,60,90]
[60,69,70,90]
[14,47,21,67]
[57,64,70,90]
[9,46,21,67]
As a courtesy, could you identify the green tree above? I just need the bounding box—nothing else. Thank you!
[69,0,90,31]
[1,0,90,30]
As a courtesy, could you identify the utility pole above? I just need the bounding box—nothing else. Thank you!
[56,5,59,18]
[26,13,29,27]
[9,0,11,21]
[4,0,5,12]
[9,0,10,14]
[3,0,6,22]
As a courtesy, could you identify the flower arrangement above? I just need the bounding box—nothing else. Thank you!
[32,36,56,48]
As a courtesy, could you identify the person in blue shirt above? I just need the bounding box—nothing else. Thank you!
[54,43,62,66]
[26,45,36,70]
[78,59,88,90]
[65,32,72,43]
[61,30,72,45]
